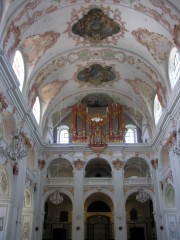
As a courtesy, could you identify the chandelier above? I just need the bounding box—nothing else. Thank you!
[136,188,149,203]
[49,191,64,205]
[0,130,31,162]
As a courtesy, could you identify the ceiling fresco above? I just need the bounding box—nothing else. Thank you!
[0,0,179,134]
[72,8,120,42]
[77,64,116,85]
[81,94,113,107]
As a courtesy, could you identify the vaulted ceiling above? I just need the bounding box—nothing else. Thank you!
[1,0,179,137]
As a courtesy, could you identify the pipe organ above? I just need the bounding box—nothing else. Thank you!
[70,103,126,152]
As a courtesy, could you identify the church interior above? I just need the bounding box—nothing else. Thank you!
[0,0,180,240]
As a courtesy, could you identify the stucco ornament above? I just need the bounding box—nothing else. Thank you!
[112,159,124,170]
[151,159,158,169]
[174,23,180,48]
[73,159,84,170]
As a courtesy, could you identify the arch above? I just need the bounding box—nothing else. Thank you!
[123,153,151,167]
[84,154,112,169]
[84,192,114,218]
[85,158,112,177]
[46,158,73,178]
[84,188,114,204]
[45,154,73,172]
[43,188,74,207]
[124,157,151,178]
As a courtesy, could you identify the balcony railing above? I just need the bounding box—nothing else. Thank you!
[84,177,113,185]
[45,177,74,186]
[44,177,152,187]
[124,177,152,186]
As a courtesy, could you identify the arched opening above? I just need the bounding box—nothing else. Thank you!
[124,157,150,179]
[46,158,73,178]
[85,158,112,178]
[43,193,72,240]
[126,192,156,240]
[85,193,114,240]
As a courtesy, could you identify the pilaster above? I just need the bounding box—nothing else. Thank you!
[72,159,84,240]
[112,159,126,240]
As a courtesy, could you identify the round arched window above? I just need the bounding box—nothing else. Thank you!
[12,50,25,91]
[32,96,40,124]
[125,124,137,143]
[169,47,180,89]
[57,125,69,144]
[154,94,162,125]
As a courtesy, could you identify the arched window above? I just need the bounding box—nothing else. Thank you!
[125,124,137,143]
[154,94,162,124]
[32,96,40,124]
[12,50,25,91]
[169,47,180,89]
[57,125,69,144]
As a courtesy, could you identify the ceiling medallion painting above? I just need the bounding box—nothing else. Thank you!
[77,64,116,85]
[82,94,113,107]
[72,8,121,43]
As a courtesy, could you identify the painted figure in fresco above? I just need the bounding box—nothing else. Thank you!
[77,64,115,85]
[72,8,120,41]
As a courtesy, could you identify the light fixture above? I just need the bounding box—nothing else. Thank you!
[0,130,31,162]
[49,191,64,205]
[136,188,149,203]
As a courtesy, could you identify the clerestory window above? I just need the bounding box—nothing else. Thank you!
[12,50,25,91]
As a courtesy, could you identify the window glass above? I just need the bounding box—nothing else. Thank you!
[57,126,69,144]
[125,125,137,143]
[154,94,162,124]
[12,50,25,91]
[169,47,180,89]
[32,96,40,124]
